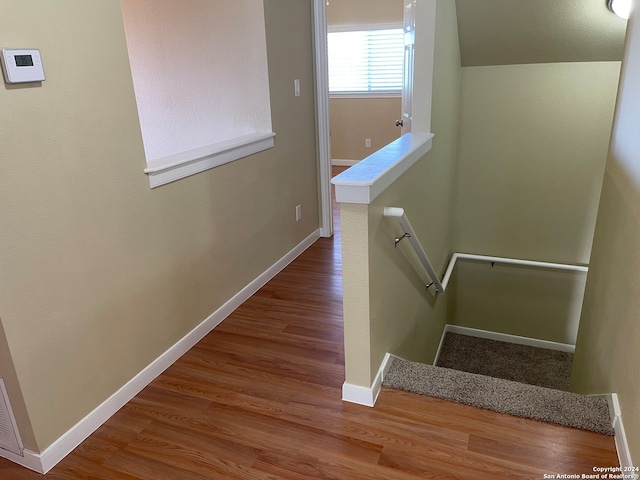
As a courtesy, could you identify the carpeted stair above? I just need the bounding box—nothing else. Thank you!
[436,332,573,391]
[383,357,614,435]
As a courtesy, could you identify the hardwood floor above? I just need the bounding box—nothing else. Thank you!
[0,167,618,478]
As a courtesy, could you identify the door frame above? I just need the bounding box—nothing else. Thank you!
[312,0,428,237]
[313,0,333,238]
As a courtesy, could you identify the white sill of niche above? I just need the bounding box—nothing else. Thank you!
[144,132,276,188]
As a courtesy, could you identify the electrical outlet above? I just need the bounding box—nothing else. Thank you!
[295,204,302,221]
[294,79,301,97]
[365,138,372,148]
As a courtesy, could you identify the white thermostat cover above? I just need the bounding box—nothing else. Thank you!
[1,49,45,84]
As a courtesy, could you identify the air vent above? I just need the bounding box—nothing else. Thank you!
[0,378,23,456]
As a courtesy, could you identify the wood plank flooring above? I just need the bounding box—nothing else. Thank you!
[0,166,618,479]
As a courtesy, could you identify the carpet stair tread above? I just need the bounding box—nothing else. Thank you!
[435,332,573,391]
[383,357,614,436]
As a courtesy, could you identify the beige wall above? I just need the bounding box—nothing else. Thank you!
[450,262,587,345]
[327,0,403,161]
[327,0,403,26]
[0,0,318,452]
[330,97,402,160]
[454,62,620,264]
[340,0,461,386]
[340,203,373,386]
[449,62,620,341]
[571,8,640,464]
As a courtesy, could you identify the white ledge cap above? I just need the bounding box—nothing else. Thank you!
[331,132,434,204]
[144,132,275,188]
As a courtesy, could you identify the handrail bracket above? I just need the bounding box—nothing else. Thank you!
[384,207,445,294]
[394,232,411,247]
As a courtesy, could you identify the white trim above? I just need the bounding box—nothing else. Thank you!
[601,393,634,468]
[330,93,401,99]
[441,252,588,292]
[0,229,321,474]
[441,325,576,353]
[412,0,436,133]
[433,327,449,365]
[313,0,333,238]
[341,383,377,407]
[331,132,434,204]
[144,132,275,188]
[342,353,395,407]
[0,448,41,474]
[331,159,359,167]
[327,23,403,33]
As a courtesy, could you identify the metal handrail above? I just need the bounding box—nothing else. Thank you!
[383,207,444,293]
[384,206,589,295]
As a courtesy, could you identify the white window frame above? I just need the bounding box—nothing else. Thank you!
[328,23,404,99]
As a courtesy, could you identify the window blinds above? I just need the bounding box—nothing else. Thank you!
[328,28,404,95]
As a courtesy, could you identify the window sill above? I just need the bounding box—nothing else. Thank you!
[144,132,276,188]
[331,132,434,204]
[330,93,401,99]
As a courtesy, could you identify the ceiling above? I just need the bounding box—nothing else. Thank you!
[455,0,628,66]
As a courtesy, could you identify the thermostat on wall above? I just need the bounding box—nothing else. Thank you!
[1,49,45,84]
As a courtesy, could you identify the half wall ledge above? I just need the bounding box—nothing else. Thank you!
[331,132,434,204]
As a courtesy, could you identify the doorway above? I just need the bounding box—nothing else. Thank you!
[315,0,409,238]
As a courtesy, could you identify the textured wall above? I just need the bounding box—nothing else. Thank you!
[455,0,626,66]
[450,262,587,345]
[0,0,318,452]
[454,62,620,264]
[329,97,401,160]
[450,62,620,343]
[340,204,373,386]
[120,0,272,161]
[572,7,640,464]
[326,0,402,26]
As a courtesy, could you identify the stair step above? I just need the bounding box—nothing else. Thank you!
[383,357,613,435]
[436,332,573,391]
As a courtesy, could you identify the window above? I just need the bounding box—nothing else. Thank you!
[328,26,404,96]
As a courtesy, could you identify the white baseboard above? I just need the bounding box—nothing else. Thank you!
[342,353,396,407]
[439,325,575,356]
[596,393,634,469]
[331,159,359,167]
[1,229,321,474]
[433,326,449,364]
[0,447,41,473]
[341,383,377,407]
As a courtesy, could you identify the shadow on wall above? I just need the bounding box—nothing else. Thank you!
[448,261,587,346]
